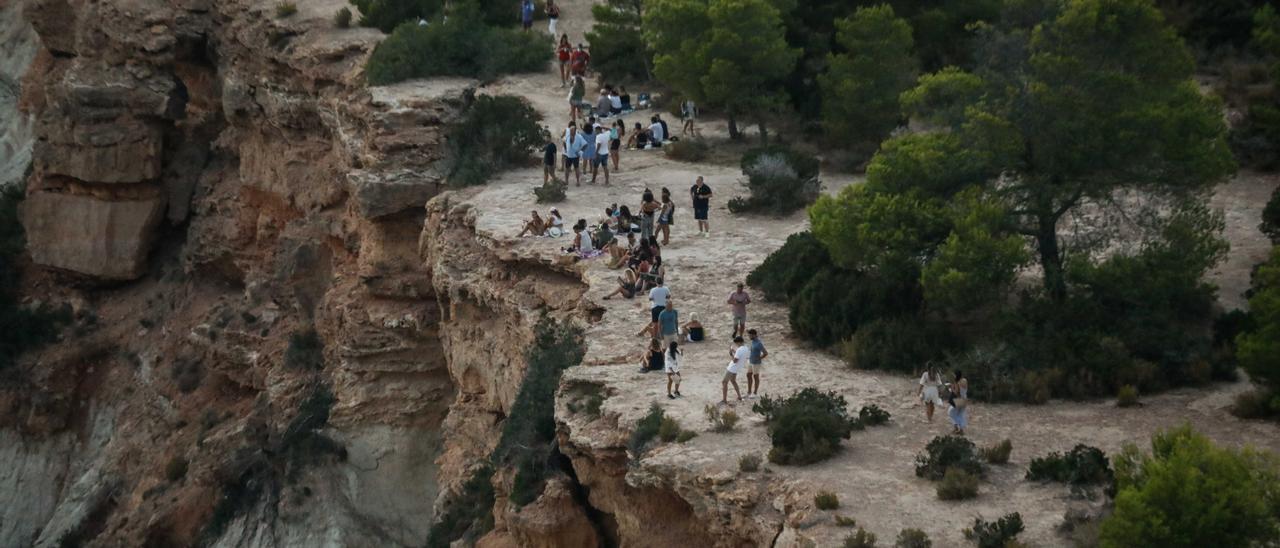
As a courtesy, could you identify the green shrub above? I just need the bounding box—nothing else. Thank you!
[1116,385,1139,408]
[747,232,832,301]
[704,404,739,433]
[814,491,840,510]
[164,457,189,482]
[914,435,982,481]
[755,388,854,465]
[846,317,951,372]
[350,0,442,33]
[334,7,353,27]
[836,515,857,527]
[1231,388,1280,419]
[664,139,710,162]
[1026,445,1113,486]
[1237,247,1280,397]
[533,177,566,203]
[658,415,681,442]
[444,95,544,187]
[1263,186,1280,243]
[0,183,66,372]
[585,0,650,83]
[858,404,890,426]
[629,403,665,455]
[426,465,495,547]
[727,146,822,216]
[365,2,550,85]
[936,467,979,500]
[508,455,544,506]
[843,528,877,548]
[676,430,697,443]
[893,528,931,548]
[285,328,324,370]
[964,513,1024,548]
[1101,425,1280,547]
[275,2,297,17]
[738,453,762,472]
[980,439,1012,465]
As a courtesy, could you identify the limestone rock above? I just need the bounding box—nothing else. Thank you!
[22,190,166,279]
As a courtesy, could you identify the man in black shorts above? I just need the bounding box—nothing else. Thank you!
[690,176,713,237]
[542,133,557,185]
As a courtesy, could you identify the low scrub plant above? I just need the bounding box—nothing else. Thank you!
[676,429,697,443]
[533,177,567,203]
[858,404,890,426]
[426,465,496,547]
[965,513,1024,548]
[275,2,298,17]
[936,467,979,500]
[665,139,709,162]
[814,491,840,510]
[1026,445,1113,486]
[629,403,665,455]
[914,435,982,481]
[444,95,544,187]
[843,528,877,548]
[893,528,931,548]
[727,146,822,216]
[1231,388,1280,419]
[739,453,761,472]
[835,515,858,527]
[334,7,352,28]
[350,0,442,33]
[1116,384,1140,408]
[755,388,855,465]
[658,416,681,442]
[980,439,1012,465]
[704,404,739,433]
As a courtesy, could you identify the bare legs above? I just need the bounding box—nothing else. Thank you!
[667,373,681,397]
[747,371,760,396]
[721,374,742,404]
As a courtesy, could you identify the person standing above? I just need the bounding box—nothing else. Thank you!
[640,277,670,339]
[639,189,659,241]
[948,370,970,435]
[657,188,675,245]
[545,0,559,36]
[556,35,572,87]
[681,99,697,137]
[727,283,751,338]
[690,176,713,236]
[917,366,944,422]
[592,126,611,185]
[665,341,683,399]
[580,121,597,180]
[542,133,557,185]
[722,336,747,404]
[562,122,586,186]
[568,75,585,121]
[520,0,534,31]
[571,44,590,78]
[610,119,624,171]
[658,301,679,348]
[746,329,767,398]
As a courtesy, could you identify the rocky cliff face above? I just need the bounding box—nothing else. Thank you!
[0,0,38,187]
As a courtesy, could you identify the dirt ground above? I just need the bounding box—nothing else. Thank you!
[445,1,1280,545]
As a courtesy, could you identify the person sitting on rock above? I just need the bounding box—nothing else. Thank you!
[681,313,705,342]
[639,337,664,373]
[603,268,640,300]
[517,210,546,237]
[608,232,637,269]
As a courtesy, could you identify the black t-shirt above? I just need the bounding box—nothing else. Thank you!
[691,184,712,209]
[543,143,557,163]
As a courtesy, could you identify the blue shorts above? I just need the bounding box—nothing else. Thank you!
[593,155,609,168]
[694,206,708,221]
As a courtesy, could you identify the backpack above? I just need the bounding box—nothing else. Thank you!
[547,4,559,17]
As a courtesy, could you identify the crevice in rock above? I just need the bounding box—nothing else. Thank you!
[550,440,617,548]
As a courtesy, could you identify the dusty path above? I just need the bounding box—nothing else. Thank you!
[436,1,1280,544]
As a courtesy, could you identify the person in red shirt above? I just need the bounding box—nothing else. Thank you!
[556,34,572,87]
[570,44,591,78]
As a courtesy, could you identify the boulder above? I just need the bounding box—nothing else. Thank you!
[22,190,166,280]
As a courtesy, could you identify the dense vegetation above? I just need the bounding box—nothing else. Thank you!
[364,1,550,85]
[1026,445,1114,486]
[0,183,65,372]
[726,146,822,215]
[748,0,1237,403]
[444,94,545,187]
[585,0,650,83]
[753,388,855,465]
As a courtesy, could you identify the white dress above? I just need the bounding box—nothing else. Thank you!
[665,352,680,374]
[919,373,942,405]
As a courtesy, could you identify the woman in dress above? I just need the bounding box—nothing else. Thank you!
[665,341,683,399]
[639,189,659,241]
[947,370,970,435]
[568,75,585,120]
[917,366,943,422]
[556,34,572,87]
[611,119,625,171]
[657,188,675,245]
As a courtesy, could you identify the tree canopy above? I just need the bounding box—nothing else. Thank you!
[818,5,918,155]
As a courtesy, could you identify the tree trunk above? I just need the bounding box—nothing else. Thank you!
[728,114,741,140]
[758,121,768,145]
[1036,215,1067,302]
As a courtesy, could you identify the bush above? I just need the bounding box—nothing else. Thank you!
[1231,388,1280,419]
[704,404,739,433]
[350,0,441,33]
[843,528,878,548]
[275,2,297,17]
[755,389,855,465]
[1026,445,1113,486]
[533,177,566,203]
[1102,425,1280,547]
[676,430,697,443]
[836,515,857,527]
[1264,186,1280,243]
[664,139,709,162]
[508,455,545,506]
[936,467,979,500]
[858,404,890,426]
[334,7,353,28]
[964,513,1024,548]
[747,232,832,301]
[426,465,496,547]
[444,95,544,187]
[658,416,681,442]
[846,317,952,372]
[285,328,324,370]
[739,453,761,472]
[1237,247,1280,396]
[980,439,1012,465]
[1116,385,1140,408]
[365,3,550,85]
[893,528,931,548]
[727,146,822,216]
[165,457,189,482]
[814,491,840,510]
[629,403,665,455]
[914,435,982,481]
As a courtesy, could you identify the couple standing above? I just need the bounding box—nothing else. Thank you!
[918,368,970,435]
[722,329,767,404]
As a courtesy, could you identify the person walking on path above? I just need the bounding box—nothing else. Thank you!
[545,0,559,36]
[680,99,698,137]
[658,301,679,348]
[520,0,535,31]
[948,370,970,435]
[568,75,585,121]
[562,122,587,186]
[640,278,670,339]
[610,119,624,171]
[727,283,751,339]
[580,122,597,179]
[639,189,659,241]
[592,122,611,185]
[556,35,572,87]
[722,336,747,404]
[690,176,713,237]
[542,133,558,185]
[746,329,767,398]
[665,341,683,399]
[570,44,590,78]
[917,366,944,422]
[657,188,675,245]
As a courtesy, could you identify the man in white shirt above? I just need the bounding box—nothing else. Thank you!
[649,116,665,147]
[592,129,611,185]
[562,122,587,186]
[640,278,670,339]
[722,336,746,404]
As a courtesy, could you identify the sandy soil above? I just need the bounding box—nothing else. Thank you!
[432,1,1280,544]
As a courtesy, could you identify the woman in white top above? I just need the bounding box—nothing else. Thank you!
[917,366,944,422]
[665,341,682,399]
[546,208,565,237]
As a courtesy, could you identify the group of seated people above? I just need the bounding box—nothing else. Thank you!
[590,84,633,118]
[517,207,566,238]
[625,114,672,150]
[638,314,706,371]
[604,233,667,299]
